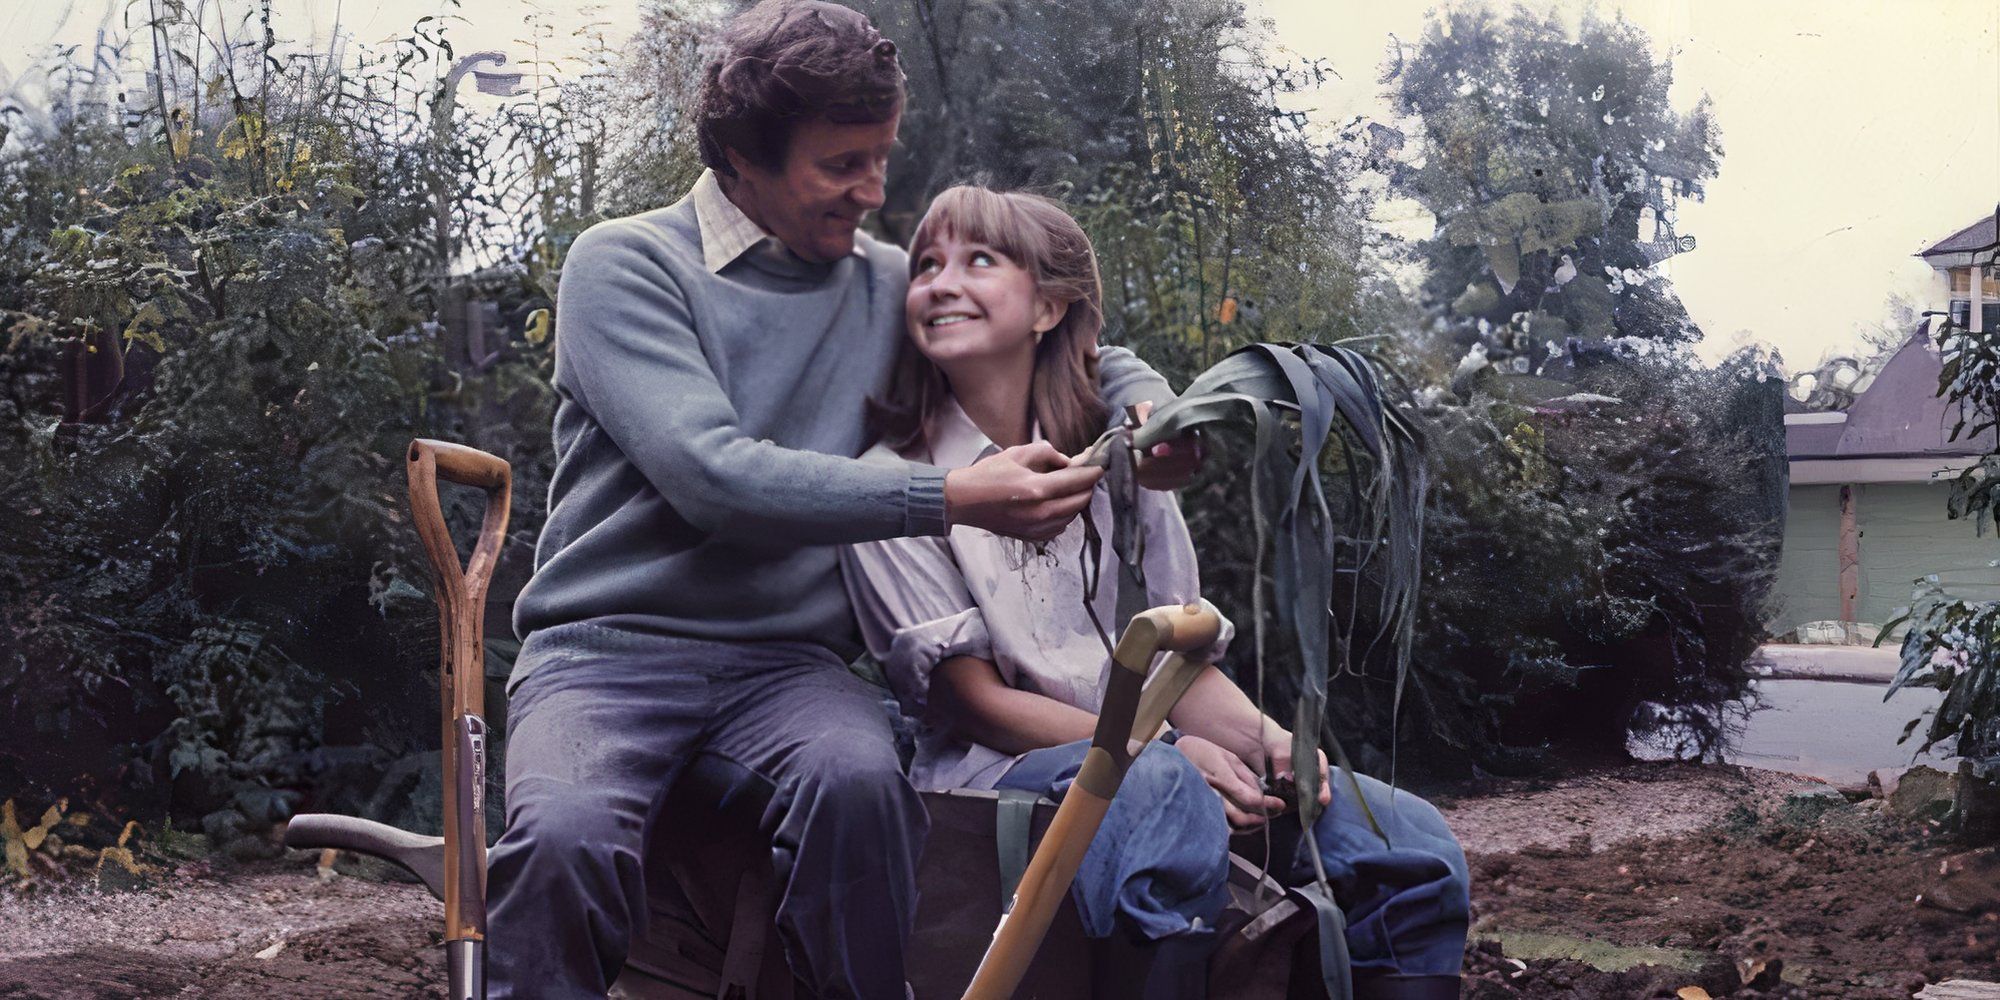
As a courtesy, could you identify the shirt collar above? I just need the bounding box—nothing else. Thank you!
[928,397,1046,469]
[687,168,868,273]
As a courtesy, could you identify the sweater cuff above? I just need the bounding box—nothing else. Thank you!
[904,462,949,537]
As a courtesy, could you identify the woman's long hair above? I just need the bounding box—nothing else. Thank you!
[867,185,1109,458]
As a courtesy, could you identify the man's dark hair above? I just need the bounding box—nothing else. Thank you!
[696,1,906,177]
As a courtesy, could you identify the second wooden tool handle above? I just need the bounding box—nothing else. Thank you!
[411,439,509,492]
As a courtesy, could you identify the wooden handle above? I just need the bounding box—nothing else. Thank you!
[1146,602,1223,653]
[405,440,511,614]
[412,438,509,491]
[1112,602,1223,677]
[962,776,1116,1000]
[404,439,511,946]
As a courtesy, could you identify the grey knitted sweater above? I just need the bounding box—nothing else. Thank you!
[511,195,1169,683]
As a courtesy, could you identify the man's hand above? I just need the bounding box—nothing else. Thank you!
[1130,401,1205,491]
[944,443,1104,541]
[1175,735,1286,832]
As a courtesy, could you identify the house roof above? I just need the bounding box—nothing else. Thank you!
[1919,211,1999,258]
[1787,328,1993,460]
[1785,418,1847,457]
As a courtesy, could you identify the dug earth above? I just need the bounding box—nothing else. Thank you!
[1,759,1996,999]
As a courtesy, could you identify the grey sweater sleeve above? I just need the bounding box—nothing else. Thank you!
[553,221,948,543]
[1098,345,1175,416]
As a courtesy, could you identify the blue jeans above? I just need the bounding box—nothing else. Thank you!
[995,739,1470,976]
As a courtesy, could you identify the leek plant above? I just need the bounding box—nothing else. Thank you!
[1079,341,1426,834]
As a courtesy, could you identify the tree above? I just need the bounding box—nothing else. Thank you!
[1375,8,1780,773]
[1392,7,1721,371]
[0,11,437,848]
[847,0,1384,370]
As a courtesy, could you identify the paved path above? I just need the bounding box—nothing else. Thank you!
[1721,644,1955,785]
[1751,643,1901,682]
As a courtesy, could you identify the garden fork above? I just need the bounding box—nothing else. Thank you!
[284,438,509,1000]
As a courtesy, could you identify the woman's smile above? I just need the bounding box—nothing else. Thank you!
[906,233,1051,366]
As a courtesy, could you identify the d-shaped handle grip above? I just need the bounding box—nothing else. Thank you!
[411,439,509,491]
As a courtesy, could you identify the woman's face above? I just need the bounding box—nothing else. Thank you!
[906,230,1062,371]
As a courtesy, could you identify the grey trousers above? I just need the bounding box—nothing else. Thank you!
[487,621,928,1000]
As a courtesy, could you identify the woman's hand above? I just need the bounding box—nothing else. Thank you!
[1174,735,1286,832]
[1259,730,1333,810]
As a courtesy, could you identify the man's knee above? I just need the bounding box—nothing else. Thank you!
[791,726,902,787]
[781,730,923,832]
[500,779,647,876]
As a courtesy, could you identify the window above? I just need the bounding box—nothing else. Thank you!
[1949,267,2000,299]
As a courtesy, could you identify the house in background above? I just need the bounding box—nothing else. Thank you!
[1771,210,2000,641]
[1923,210,2000,333]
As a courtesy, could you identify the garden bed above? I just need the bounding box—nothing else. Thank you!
[1,760,1993,998]
[1444,761,2000,998]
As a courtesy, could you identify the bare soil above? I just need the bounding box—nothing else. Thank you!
[1,760,1994,998]
[1438,762,2000,999]
[0,859,441,998]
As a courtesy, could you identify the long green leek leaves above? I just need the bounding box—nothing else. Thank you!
[1079,342,1428,844]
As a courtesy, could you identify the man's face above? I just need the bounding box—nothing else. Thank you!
[724,111,900,264]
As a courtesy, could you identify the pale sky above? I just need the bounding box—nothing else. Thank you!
[4,0,1996,373]
[1256,0,2000,369]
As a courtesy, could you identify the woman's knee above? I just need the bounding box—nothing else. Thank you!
[1130,742,1205,788]
[1345,774,1458,840]
[1383,787,1469,885]
[1124,745,1228,835]
[1316,775,1468,889]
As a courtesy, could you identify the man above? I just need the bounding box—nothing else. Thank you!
[487,3,1196,997]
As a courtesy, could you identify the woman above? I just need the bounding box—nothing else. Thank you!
[840,185,1468,1000]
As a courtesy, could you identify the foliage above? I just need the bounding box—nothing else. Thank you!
[1891,274,2000,770]
[1391,6,1721,371]
[0,0,1783,835]
[1888,580,2000,763]
[0,2,655,841]
[854,0,1381,366]
[1333,347,1778,774]
[1090,343,1427,820]
[1363,10,1778,773]
[1,797,152,887]
[1,21,407,845]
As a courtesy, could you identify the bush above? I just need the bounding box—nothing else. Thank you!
[1889,299,2000,778]
[0,6,605,842]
